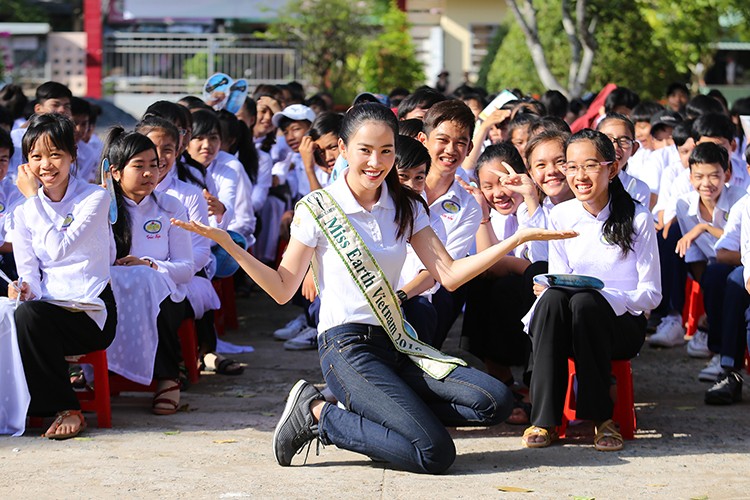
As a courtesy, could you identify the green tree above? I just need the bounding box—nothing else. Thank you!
[0,0,49,23]
[357,2,424,94]
[265,0,370,95]
[488,0,678,99]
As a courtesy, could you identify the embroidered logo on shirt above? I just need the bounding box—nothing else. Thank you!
[600,233,613,246]
[0,202,4,214]
[441,200,461,214]
[62,213,74,229]
[144,219,162,234]
[724,212,729,222]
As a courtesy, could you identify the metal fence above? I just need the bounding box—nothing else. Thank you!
[103,33,302,94]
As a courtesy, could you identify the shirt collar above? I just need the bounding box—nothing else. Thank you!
[575,196,611,221]
[155,168,177,193]
[326,168,395,214]
[41,175,80,204]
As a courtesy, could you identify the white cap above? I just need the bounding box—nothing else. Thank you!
[272,104,316,128]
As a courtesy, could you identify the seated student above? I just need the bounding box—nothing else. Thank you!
[103,128,193,414]
[11,113,116,439]
[9,82,73,180]
[216,110,256,248]
[673,143,746,360]
[136,117,239,376]
[699,151,750,391]
[298,111,341,193]
[235,97,273,215]
[523,129,661,452]
[70,97,97,183]
[625,101,664,204]
[507,113,539,160]
[596,113,651,206]
[271,104,318,200]
[649,109,683,191]
[417,100,482,348]
[693,113,750,191]
[0,128,23,288]
[648,121,695,345]
[185,109,238,231]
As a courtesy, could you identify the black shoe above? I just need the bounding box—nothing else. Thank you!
[273,380,324,466]
[705,370,743,405]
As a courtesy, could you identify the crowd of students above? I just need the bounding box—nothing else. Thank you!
[0,76,747,473]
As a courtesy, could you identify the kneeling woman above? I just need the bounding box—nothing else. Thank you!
[524,129,661,451]
[174,104,574,474]
[104,128,193,414]
[12,113,116,439]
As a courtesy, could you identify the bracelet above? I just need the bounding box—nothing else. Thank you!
[396,289,408,305]
[144,258,155,269]
[480,217,491,224]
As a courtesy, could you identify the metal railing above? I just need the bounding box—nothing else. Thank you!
[103,32,302,94]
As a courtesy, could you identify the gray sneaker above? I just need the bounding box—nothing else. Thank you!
[273,379,324,466]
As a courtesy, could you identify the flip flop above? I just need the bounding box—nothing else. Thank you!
[43,410,87,440]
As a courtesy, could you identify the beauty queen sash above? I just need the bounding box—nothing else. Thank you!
[297,190,466,379]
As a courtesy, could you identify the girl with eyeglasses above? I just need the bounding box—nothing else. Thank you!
[522,129,661,452]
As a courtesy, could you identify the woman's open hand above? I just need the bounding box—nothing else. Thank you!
[515,227,578,245]
[170,218,234,247]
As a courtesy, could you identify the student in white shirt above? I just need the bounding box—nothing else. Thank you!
[524,129,661,452]
[0,128,23,286]
[173,103,574,474]
[12,113,116,439]
[235,97,273,213]
[596,114,651,207]
[105,128,193,415]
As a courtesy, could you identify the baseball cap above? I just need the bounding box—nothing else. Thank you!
[650,109,683,135]
[272,104,316,128]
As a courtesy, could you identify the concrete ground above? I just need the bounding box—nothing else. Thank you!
[1,289,749,499]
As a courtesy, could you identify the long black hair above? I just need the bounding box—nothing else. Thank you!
[567,129,636,255]
[217,109,259,184]
[102,126,159,259]
[340,103,428,240]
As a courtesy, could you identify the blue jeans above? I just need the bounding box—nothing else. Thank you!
[317,323,512,474]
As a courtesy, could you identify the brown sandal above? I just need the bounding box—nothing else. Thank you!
[42,410,87,440]
[594,419,624,452]
[152,379,181,415]
[521,426,558,448]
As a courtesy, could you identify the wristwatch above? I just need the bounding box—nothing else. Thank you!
[396,289,408,305]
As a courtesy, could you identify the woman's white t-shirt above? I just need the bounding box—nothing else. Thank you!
[291,171,430,333]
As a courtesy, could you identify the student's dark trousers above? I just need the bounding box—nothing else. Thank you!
[16,285,117,416]
[154,298,187,380]
[529,288,645,427]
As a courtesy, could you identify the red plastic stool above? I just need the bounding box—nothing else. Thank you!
[178,319,200,385]
[558,358,636,440]
[682,278,705,339]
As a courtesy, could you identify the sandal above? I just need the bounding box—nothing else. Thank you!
[152,379,181,415]
[42,410,87,440]
[203,353,245,376]
[506,392,531,425]
[521,425,558,448]
[594,419,624,452]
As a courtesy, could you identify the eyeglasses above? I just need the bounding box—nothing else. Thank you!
[608,136,634,149]
[559,160,613,176]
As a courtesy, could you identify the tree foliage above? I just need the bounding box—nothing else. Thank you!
[0,0,49,23]
[356,3,424,95]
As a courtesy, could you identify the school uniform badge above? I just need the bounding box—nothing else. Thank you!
[144,220,162,234]
[62,213,74,228]
[0,202,5,214]
[441,200,460,214]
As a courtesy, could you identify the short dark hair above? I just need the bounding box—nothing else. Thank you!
[35,81,72,103]
[672,120,694,148]
[0,126,14,158]
[597,113,635,138]
[689,141,729,172]
[422,99,475,138]
[604,87,640,114]
[22,113,77,162]
[666,82,689,97]
[308,112,343,141]
[397,88,447,120]
[395,135,431,173]
[685,94,725,119]
[529,115,571,137]
[178,95,211,111]
[71,96,91,118]
[277,115,311,133]
[541,90,569,119]
[398,118,423,138]
[87,101,102,125]
[693,113,735,143]
[506,113,538,141]
[630,101,663,124]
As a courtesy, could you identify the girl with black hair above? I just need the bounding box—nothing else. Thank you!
[522,129,661,452]
[236,97,273,213]
[9,113,115,438]
[173,103,574,474]
[103,127,193,415]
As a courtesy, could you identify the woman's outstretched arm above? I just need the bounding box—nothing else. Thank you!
[410,225,576,292]
[171,218,314,304]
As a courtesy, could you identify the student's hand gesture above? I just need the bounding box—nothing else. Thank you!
[490,164,538,200]
[170,218,234,248]
[299,136,317,172]
[8,280,34,301]
[257,96,282,117]
[478,109,511,133]
[203,189,226,217]
[675,224,704,258]
[16,164,40,199]
[455,175,490,220]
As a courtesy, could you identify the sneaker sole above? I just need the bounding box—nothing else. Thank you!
[698,373,721,382]
[272,379,308,466]
[273,332,302,341]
